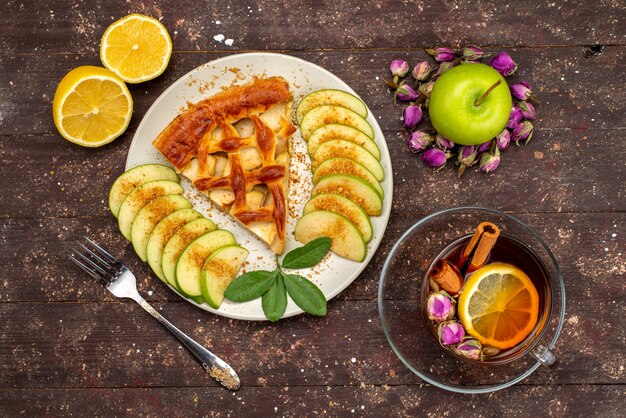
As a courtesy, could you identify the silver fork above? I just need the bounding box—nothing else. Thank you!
[69,237,240,391]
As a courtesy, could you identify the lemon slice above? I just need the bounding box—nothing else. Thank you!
[52,66,133,147]
[458,262,539,349]
[100,13,172,83]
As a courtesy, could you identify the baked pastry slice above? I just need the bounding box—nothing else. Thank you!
[153,77,296,254]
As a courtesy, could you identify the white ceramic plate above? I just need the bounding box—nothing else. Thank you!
[127,52,393,320]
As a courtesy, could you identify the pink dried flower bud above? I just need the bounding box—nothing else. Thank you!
[510,81,532,101]
[395,83,418,102]
[477,140,491,154]
[517,101,536,120]
[507,106,523,129]
[426,47,457,62]
[455,338,483,360]
[402,105,423,129]
[426,292,455,323]
[390,59,410,77]
[495,129,511,151]
[407,131,432,153]
[421,148,448,169]
[480,148,501,173]
[418,80,435,98]
[432,61,456,79]
[456,145,477,177]
[488,51,518,77]
[512,120,534,144]
[438,321,466,345]
[412,61,433,81]
[462,44,484,61]
[435,134,454,149]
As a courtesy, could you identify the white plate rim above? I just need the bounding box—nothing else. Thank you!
[126,52,393,320]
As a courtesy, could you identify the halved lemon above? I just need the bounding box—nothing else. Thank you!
[458,263,539,349]
[52,66,133,147]
[100,13,172,83]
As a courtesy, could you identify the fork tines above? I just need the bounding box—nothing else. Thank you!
[69,237,120,287]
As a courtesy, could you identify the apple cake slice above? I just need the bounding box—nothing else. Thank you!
[153,77,296,254]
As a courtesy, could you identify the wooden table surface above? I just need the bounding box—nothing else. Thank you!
[2,1,625,416]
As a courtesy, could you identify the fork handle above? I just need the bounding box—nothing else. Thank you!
[135,297,240,390]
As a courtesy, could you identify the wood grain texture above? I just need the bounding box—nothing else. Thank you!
[1,0,625,414]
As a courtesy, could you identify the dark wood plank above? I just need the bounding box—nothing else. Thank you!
[2,47,624,136]
[0,385,624,417]
[4,0,624,55]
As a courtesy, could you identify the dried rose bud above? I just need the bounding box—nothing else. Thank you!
[436,134,454,149]
[390,59,410,77]
[402,105,423,129]
[455,338,483,360]
[507,106,523,129]
[488,51,518,77]
[438,321,465,345]
[495,129,511,151]
[512,120,534,144]
[517,101,536,120]
[433,61,456,79]
[418,80,435,98]
[412,61,433,81]
[462,44,484,61]
[426,47,456,62]
[477,140,491,154]
[395,83,418,102]
[456,145,477,177]
[421,147,447,169]
[510,80,532,101]
[407,131,432,153]
[480,148,501,173]
[426,292,455,323]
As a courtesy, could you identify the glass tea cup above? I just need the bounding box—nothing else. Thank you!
[378,207,565,393]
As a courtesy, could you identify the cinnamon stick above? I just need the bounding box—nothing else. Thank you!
[459,222,500,273]
[429,259,463,295]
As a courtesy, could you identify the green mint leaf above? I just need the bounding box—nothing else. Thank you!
[224,270,276,302]
[281,237,332,269]
[262,273,287,322]
[283,274,327,316]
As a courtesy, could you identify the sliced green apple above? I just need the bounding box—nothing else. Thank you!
[312,158,383,198]
[147,208,203,283]
[296,89,367,125]
[109,164,179,218]
[312,174,382,216]
[312,139,384,181]
[175,230,237,298]
[295,210,366,262]
[304,193,373,243]
[307,123,380,160]
[161,218,217,290]
[117,180,184,241]
[201,245,249,309]
[300,105,373,141]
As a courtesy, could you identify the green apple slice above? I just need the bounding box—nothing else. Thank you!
[175,230,237,298]
[296,89,368,125]
[162,218,217,289]
[295,210,366,262]
[300,105,374,141]
[312,158,383,198]
[109,164,179,218]
[312,174,382,216]
[312,139,384,181]
[308,124,380,160]
[130,195,192,262]
[201,245,249,309]
[117,180,184,241]
[304,193,373,243]
[147,208,203,283]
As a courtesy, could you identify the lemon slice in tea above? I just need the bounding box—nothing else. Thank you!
[458,262,539,350]
[52,66,133,147]
[100,13,172,83]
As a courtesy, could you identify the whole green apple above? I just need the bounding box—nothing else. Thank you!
[429,63,512,145]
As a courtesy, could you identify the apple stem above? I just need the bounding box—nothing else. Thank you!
[474,80,502,106]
